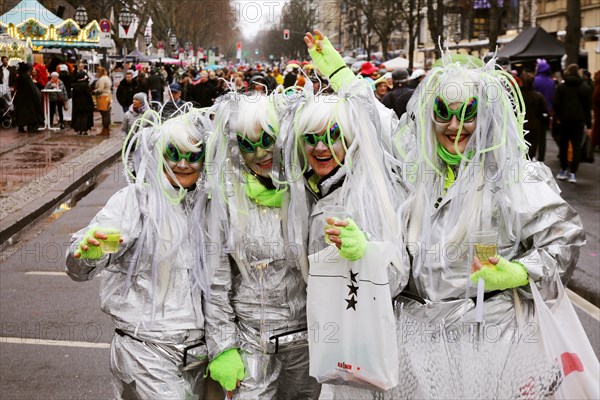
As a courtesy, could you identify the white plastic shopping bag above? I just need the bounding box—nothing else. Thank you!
[530,281,600,399]
[307,242,399,391]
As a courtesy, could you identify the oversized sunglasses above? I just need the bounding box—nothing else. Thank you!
[303,122,342,146]
[433,96,478,123]
[164,142,204,164]
[237,130,276,153]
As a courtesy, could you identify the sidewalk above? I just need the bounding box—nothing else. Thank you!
[541,134,600,307]
[0,116,123,246]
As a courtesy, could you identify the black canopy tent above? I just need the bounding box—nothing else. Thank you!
[492,27,569,72]
[496,27,565,62]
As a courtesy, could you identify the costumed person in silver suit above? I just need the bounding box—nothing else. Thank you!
[275,30,408,399]
[202,91,321,399]
[388,52,588,397]
[66,109,212,399]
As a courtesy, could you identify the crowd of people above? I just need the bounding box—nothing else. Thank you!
[61,28,600,400]
[5,46,597,184]
[1,55,107,134]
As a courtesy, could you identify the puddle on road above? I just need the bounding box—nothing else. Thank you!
[0,135,102,195]
[45,171,109,222]
[47,202,73,221]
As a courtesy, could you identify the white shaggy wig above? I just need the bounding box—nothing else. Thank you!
[202,91,290,278]
[120,108,213,319]
[281,79,405,279]
[395,52,528,279]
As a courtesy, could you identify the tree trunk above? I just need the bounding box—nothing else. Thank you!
[487,0,499,52]
[406,0,417,70]
[381,37,389,60]
[565,0,581,66]
[426,0,445,58]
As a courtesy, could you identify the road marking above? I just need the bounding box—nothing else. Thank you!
[567,288,600,321]
[24,271,67,276]
[0,337,110,348]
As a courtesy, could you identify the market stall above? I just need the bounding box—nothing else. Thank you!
[0,0,101,58]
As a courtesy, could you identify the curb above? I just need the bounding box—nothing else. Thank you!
[567,288,600,321]
[0,139,122,246]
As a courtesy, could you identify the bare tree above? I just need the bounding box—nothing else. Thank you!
[346,0,404,60]
[565,0,581,65]
[400,0,424,70]
[487,0,510,52]
[279,0,320,59]
[145,0,239,55]
[56,0,238,57]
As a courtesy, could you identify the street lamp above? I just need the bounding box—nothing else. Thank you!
[169,32,177,56]
[74,5,88,27]
[119,5,133,30]
[119,6,133,54]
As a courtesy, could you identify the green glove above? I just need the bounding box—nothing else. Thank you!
[75,228,104,260]
[208,348,245,391]
[470,256,529,291]
[308,36,355,92]
[338,219,367,261]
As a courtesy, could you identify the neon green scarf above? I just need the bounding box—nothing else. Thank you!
[245,173,287,207]
[437,143,464,166]
[437,144,471,194]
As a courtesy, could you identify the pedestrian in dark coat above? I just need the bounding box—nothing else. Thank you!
[14,63,44,132]
[188,71,216,108]
[521,72,548,161]
[382,68,414,119]
[554,64,593,183]
[161,83,186,120]
[283,69,297,89]
[147,69,165,104]
[180,75,192,102]
[58,64,73,99]
[1,55,17,93]
[116,70,140,113]
[71,72,94,135]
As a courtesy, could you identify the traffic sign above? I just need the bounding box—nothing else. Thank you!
[283,29,290,40]
[99,19,111,33]
[99,32,111,48]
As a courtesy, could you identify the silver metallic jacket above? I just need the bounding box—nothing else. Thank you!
[65,186,204,345]
[306,175,408,300]
[401,162,585,318]
[204,199,308,359]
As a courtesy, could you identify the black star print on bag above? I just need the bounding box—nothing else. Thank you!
[346,270,359,311]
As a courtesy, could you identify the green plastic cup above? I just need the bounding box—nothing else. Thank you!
[98,228,121,254]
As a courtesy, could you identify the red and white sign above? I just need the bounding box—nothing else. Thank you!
[99,19,111,33]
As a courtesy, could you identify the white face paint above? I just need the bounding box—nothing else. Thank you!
[433,101,477,155]
[303,125,346,178]
[163,142,203,188]
[239,128,275,178]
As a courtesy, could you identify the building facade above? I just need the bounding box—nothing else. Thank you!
[535,0,600,72]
